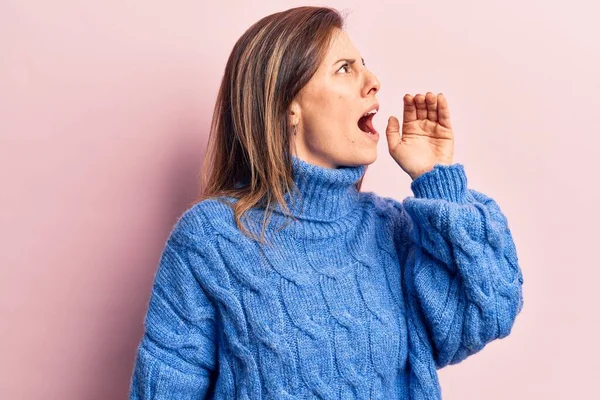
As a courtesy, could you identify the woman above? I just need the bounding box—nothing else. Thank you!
[129,6,524,399]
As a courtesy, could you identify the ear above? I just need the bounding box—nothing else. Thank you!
[288,100,301,127]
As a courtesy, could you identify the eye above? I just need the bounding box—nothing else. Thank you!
[337,63,350,74]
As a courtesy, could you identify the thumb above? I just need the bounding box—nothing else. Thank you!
[385,116,401,150]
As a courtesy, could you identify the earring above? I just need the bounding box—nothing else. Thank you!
[293,125,297,136]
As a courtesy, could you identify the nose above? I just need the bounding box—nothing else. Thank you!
[363,69,380,97]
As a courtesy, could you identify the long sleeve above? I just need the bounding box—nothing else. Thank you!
[129,209,218,399]
[387,163,524,369]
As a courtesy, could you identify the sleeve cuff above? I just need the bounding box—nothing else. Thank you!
[410,163,468,202]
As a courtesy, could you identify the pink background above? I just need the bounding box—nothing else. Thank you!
[1,0,598,398]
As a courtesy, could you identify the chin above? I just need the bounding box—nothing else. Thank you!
[340,149,377,168]
[360,152,378,166]
[359,145,378,164]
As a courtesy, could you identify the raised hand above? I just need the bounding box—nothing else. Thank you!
[385,92,455,181]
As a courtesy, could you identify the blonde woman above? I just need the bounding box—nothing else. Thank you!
[129,6,524,399]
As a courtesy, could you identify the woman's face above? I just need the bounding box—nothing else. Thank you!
[289,28,381,169]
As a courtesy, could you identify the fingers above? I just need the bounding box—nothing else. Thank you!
[385,115,401,151]
[425,93,438,122]
[403,93,431,122]
[403,94,417,123]
[414,94,428,120]
[436,93,452,130]
[404,92,452,130]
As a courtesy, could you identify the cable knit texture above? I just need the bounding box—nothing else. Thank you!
[129,155,524,399]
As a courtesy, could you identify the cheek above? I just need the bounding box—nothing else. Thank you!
[322,97,354,123]
[315,106,353,136]
[303,87,356,130]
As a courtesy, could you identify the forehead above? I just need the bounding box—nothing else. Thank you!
[324,29,358,59]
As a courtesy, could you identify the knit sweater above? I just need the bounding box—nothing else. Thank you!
[129,155,524,399]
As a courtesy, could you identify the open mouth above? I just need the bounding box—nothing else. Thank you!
[358,111,377,135]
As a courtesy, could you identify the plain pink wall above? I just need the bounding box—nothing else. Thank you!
[1,0,598,398]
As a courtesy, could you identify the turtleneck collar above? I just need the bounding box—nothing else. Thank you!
[271,154,366,222]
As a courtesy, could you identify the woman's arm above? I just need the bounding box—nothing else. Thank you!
[129,210,217,399]
[386,163,524,369]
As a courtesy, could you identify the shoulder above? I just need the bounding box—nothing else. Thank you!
[358,190,406,218]
[173,196,253,243]
[165,197,245,295]
[358,191,413,241]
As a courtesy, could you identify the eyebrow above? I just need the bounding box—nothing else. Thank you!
[333,57,364,66]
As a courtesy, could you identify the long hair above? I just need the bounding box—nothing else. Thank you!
[192,6,366,244]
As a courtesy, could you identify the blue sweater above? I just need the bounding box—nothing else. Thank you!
[129,155,524,399]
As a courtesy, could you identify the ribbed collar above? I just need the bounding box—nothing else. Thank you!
[271,155,366,222]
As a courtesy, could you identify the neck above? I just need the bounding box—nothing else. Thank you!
[272,154,366,222]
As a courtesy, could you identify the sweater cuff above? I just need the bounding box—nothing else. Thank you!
[410,163,468,203]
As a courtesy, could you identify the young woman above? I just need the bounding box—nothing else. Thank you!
[129,6,524,400]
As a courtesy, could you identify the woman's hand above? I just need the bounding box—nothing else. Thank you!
[385,92,455,181]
